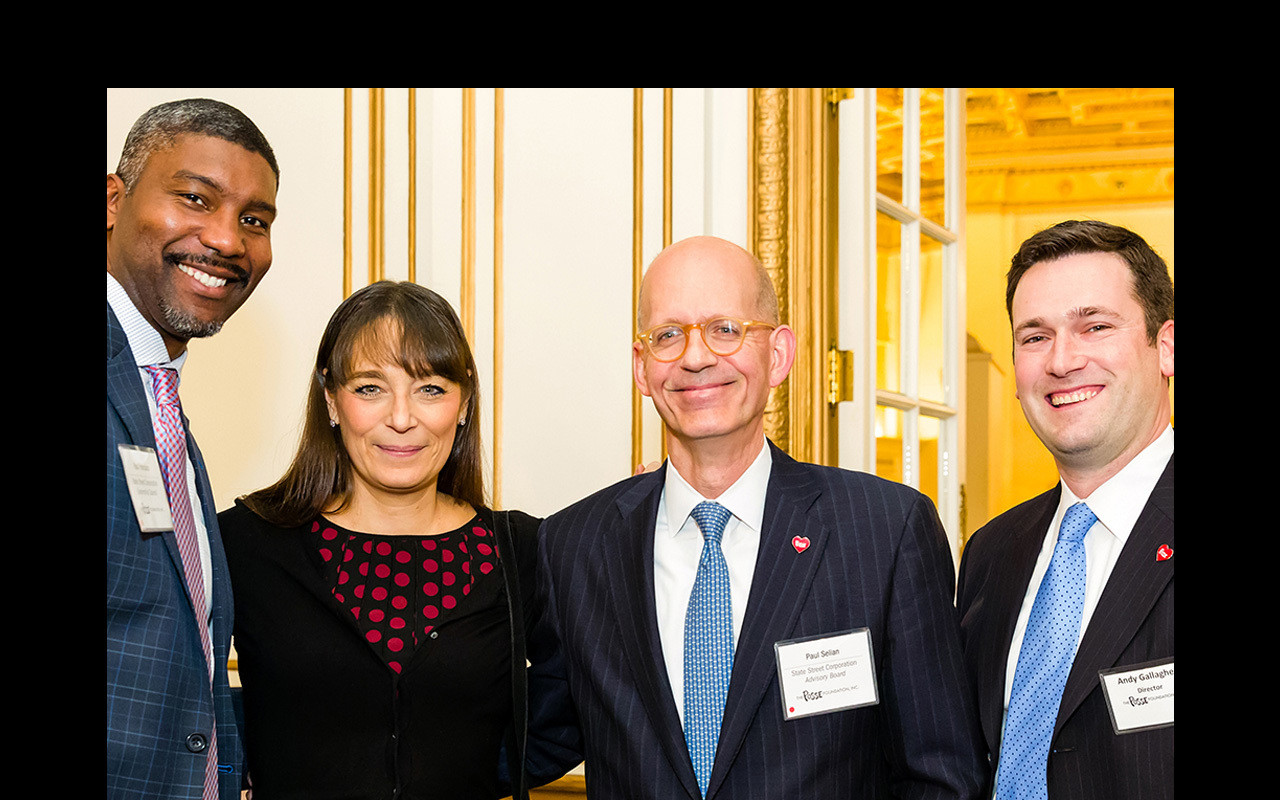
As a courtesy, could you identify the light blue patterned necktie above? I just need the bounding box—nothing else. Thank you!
[996,501,1096,800]
[683,501,734,798]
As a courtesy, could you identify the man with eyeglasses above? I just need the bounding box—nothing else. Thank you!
[534,236,985,799]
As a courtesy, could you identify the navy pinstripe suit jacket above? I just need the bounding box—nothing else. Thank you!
[536,441,986,799]
[957,457,1174,799]
[107,304,242,799]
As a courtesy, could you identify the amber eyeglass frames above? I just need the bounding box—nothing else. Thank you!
[636,317,777,362]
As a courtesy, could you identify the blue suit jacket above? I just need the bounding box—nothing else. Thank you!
[536,442,986,799]
[957,457,1174,799]
[106,304,242,799]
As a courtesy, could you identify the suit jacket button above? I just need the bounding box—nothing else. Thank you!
[186,733,208,753]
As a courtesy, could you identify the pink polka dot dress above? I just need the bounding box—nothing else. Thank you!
[312,514,500,674]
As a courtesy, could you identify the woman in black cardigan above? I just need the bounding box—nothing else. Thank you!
[219,281,580,799]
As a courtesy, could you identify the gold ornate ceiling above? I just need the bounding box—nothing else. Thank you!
[873,88,1175,212]
[965,87,1174,209]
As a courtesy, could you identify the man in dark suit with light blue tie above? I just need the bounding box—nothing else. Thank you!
[536,236,985,799]
[107,98,279,800]
[957,220,1175,799]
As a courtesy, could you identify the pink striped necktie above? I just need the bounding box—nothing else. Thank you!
[145,366,219,799]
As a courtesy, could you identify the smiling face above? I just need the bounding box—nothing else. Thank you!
[634,237,795,466]
[1012,251,1174,491]
[325,353,469,508]
[107,133,278,359]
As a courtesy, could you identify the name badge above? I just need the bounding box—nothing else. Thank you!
[1099,657,1174,734]
[118,444,174,533]
[775,628,877,720]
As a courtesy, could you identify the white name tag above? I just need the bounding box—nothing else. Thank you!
[118,444,174,533]
[1099,658,1174,734]
[775,628,878,720]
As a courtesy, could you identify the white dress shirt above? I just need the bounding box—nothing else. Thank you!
[654,439,772,727]
[1001,425,1174,710]
[108,273,214,624]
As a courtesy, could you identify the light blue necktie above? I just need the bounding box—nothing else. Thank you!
[996,501,1096,800]
[683,501,734,798]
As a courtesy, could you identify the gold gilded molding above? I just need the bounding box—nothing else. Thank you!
[369,88,385,284]
[660,89,673,463]
[663,88,673,248]
[631,88,644,471]
[630,88,677,469]
[408,88,417,283]
[461,88,476,343]
[530,773,587,798]
[343,89,353,298]
[493,88,505,508]
[749,89,839,465]
[750,88,792,455]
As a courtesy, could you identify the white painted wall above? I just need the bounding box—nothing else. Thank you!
[107,87,749,519]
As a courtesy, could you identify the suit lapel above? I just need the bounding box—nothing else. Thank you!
[107,305,157,452]
[603,467,702,798]
[188,425,235,644]
[1057,456,1175,733]
[709,445,826,795]
[108,304,208,630]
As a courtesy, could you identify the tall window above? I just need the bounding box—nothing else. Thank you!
[838,88,965,555]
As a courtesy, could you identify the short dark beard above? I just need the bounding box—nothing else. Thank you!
[159,298,224,340]
[159,252,245,339]
[156,254,241,337]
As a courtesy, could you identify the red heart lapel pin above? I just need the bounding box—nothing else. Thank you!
[792,535,811,554]
[1156,544,1173,562]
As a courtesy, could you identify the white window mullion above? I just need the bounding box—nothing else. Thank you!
[903,87,921,213]
[902,219,921,489]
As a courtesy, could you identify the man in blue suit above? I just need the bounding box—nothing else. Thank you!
[536,236,985,798]
[107,98,279,800]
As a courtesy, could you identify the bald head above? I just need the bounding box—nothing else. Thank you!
[632,235,795,490]
[637,236,779,332]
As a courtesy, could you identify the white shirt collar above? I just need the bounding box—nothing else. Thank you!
[108,272,187,373]
[1059,425,1174,545]
[663,439,772,537]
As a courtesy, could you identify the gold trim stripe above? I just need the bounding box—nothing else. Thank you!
[461,88,476,343]
[369,88,385,284]
[631,88,644,471]
[663,88,673,248]
[408,88,417,283]
[659,89,672,463]
[343,89,353,298]
[628,88,675,468]
[493,88,505,508]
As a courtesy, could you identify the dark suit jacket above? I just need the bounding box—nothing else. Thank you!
[957,457,1174,799]
[536,441,986,799]
[107,304,242,799]
[218,501,581,799]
